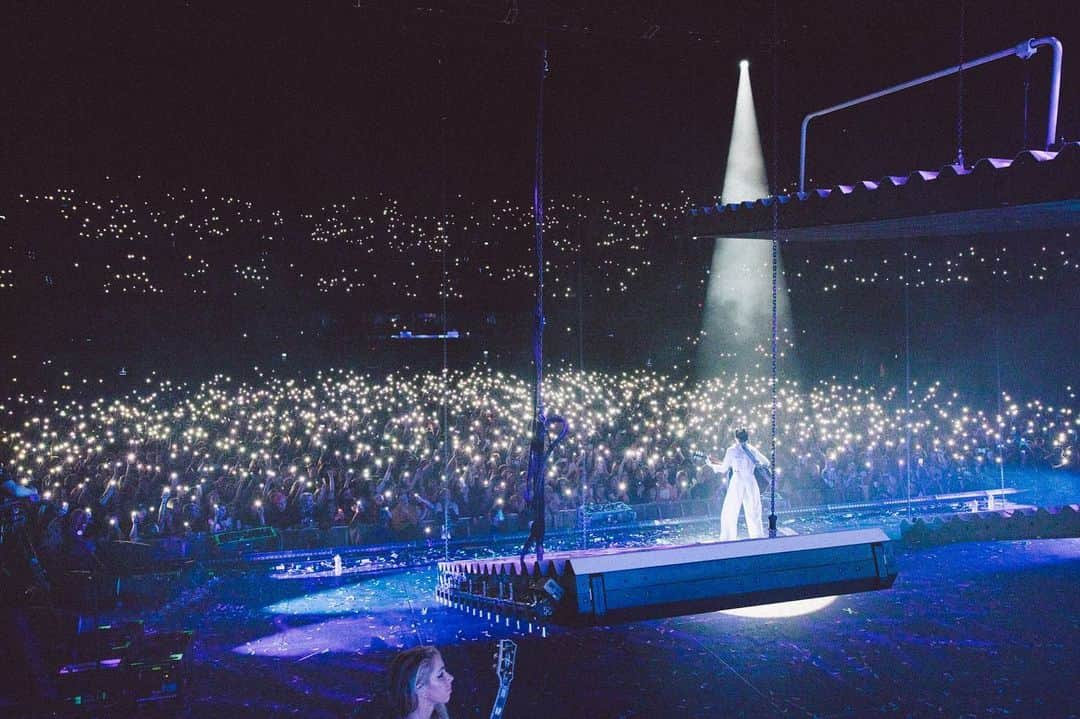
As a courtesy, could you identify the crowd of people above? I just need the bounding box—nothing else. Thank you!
[0,367,1074,548]
[5,185,1076,305]
[5,187,695,302]
[1,185,1076,558]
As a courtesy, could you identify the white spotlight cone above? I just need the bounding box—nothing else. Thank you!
[722,61,768,206]
[699,61,792,378]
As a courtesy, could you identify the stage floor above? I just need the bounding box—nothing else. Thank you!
[9,537,1073,718]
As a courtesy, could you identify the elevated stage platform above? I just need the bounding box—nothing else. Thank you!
[436,528,897,626]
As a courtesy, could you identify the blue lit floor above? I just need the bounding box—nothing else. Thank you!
[125,536,1080,719]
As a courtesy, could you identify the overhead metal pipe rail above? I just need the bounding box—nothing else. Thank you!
[799,36,1063,193]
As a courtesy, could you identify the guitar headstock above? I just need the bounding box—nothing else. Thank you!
[494,639,517,686]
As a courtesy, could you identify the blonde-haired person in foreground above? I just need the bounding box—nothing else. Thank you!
[388,645,454,719]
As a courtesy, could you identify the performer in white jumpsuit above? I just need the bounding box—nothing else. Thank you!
[706,427,769,541]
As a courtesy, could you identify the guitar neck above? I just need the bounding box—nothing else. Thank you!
[489,639,516,719]
[489,683,511,719]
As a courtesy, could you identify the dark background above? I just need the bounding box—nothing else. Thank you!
[7,1,1077,202]
[1,0,1077,403]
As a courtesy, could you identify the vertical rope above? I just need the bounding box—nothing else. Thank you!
[578,204,587,550]
[577,213,585,372]
[1022,68,1031,149]
[438,47,451,558]
[904,242,913,519]
[578,198,587,546]
[994,258,1006,494]
[954,0,967,167]
[533,47,548,428]
[520,42,550,563]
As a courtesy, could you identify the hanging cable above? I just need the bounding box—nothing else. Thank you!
[954,0,967,167]
[994,255,1006,495]
[1022,64,1031,149]
[520,40,569,564]
[578,203,588,552]
[577,201,587,550]
[904,241,913,520]
[577,205,586,373]
[523,43,549,561]
[438,45,452,559]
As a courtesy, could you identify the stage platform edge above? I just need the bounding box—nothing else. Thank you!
[436,528,897,626]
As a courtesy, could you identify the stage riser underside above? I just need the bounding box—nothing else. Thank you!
[437,528,897,626]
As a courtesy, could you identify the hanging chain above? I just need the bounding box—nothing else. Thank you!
[770,213,778,536]
[768,0,780,538]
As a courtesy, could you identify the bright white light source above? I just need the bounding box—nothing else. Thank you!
[721,595,837,618]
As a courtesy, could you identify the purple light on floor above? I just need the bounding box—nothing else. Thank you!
[233,569,475,658]
[233,615,423,658]
[262,571,440,616]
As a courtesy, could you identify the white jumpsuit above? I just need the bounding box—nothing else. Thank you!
[707,442,769,541]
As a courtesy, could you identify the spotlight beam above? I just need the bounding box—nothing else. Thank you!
[699,60,792,378]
